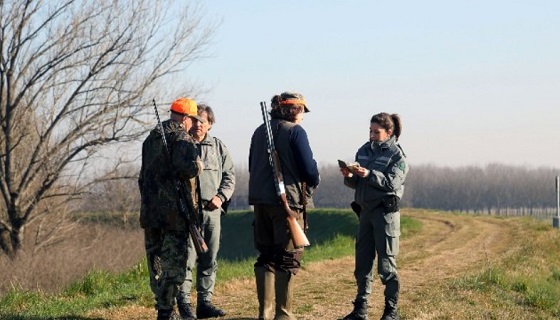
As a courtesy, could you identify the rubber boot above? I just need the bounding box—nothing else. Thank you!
[255,266,275,320]
[274,271,295,320]
[342,300,368,320]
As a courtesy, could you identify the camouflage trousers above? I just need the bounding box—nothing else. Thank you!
[144,228,189,311]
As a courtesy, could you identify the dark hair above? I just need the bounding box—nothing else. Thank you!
[197,104,215,124]
[269,94,304,122]
[370,113,402,140]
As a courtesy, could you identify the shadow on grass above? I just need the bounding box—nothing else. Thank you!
[220,209,358,261]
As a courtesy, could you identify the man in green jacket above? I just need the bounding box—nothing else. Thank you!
[176,104,235,319]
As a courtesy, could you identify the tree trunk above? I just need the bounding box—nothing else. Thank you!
[0,226,20,259]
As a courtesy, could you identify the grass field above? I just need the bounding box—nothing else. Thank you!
[1,208,559,319]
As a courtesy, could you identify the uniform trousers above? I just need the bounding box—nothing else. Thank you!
[354,207,400,306]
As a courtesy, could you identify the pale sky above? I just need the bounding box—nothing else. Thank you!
[185,0,560,168]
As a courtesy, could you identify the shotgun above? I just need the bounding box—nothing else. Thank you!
[153,99,208,254]
[260,101,310,248]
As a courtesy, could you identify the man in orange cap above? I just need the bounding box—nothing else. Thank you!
[139,97,204,320]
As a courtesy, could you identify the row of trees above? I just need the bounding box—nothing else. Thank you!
[81,162,560,215]
[404,164,559,215]
[227,163,559,215]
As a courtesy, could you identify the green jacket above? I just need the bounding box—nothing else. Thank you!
[195,133,235,205]
[138,119,202,230]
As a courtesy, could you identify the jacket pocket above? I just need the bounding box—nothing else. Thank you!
[203,153,219,171]
[384,211,400,256]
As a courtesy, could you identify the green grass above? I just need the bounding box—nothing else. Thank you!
[0,208,419,319]
[450,219,560,317]
[8,209,560,318]
[0,263,153,319]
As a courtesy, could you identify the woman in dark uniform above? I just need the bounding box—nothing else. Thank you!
[340,113,408,320]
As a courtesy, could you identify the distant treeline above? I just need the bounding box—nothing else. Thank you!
[228,163,560,217]
[80,163,560,217]
[404,164,559,216]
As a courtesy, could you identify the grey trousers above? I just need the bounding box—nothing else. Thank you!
[177,208,222,303]
[353,207,400,305]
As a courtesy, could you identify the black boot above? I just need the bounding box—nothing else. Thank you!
[177,301,197,320]
[379,302,399,320]
[342,300,368,320]
[196,301,226,319]
[157,309,180,320]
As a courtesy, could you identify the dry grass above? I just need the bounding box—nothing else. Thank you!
[0,220,144,295]
[88,209,560,319]
[3,209,559,319]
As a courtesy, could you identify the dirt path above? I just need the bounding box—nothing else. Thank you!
[89,210,518,320]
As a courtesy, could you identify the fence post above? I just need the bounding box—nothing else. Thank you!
[554,176,560,229]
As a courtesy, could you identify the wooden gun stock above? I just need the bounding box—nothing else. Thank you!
[189,222,208,253]
[280,194,310,248]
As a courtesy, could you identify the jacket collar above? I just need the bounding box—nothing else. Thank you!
[198,133,214,145]
[370,135,396,151]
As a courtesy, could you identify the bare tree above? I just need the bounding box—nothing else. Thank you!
[0,0,215,258]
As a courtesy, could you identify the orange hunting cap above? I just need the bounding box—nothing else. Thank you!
[278,91,309,112]
[170,97,204,122]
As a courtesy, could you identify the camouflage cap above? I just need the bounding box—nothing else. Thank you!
[278,91,309,113]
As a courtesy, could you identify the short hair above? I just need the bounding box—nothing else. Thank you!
[197,104,215,124]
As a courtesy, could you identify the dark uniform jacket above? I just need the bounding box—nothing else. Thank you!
[248,119,320,209]
[138,119,202,230]
[344,136,408,211]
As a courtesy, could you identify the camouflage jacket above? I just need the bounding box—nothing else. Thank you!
[138,119,203,230]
